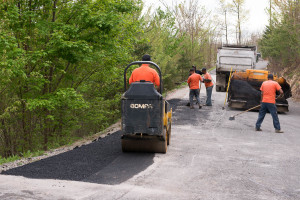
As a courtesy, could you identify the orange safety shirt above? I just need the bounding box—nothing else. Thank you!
[129,64,160,86]
[203,72,214,88]
[187,73,203,89]
[260,80,281,104]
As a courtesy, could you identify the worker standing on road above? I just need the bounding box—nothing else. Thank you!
[202,68,214,106]
[255,74,284,133]
[129,54,160,88]
[187,68,203,109]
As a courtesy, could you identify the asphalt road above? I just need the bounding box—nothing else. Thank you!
[1,62,300,200]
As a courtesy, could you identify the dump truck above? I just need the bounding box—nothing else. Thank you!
[216,45,257,92]
[228,69,292,112]
[121,61,172,153]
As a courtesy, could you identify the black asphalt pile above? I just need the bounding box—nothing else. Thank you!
[229,79,291,106]
[229,79,261,107]
[1,131,154,185]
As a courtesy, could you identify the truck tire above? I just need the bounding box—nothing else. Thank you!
[216,85,225,92]
[216,73,226,92]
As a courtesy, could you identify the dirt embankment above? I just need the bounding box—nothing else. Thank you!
[268,61,300,101]
[289,72,300,100]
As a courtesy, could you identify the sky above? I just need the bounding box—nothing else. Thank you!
[143,0,270,41]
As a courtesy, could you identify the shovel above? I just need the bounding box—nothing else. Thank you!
[229,95,283,120]
[229,104,261,120]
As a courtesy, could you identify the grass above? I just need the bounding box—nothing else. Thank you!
[208,66,216,72]
[0,150,45,165]
[0,155,21,165]
[175,81,188,89]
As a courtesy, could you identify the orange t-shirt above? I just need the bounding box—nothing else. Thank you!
[187,73,203,89]
[129,64,160,86]
[260,80,281,104]
[203,72,214,88]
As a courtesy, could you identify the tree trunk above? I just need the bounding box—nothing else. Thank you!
[225,10,228,45]
[52,0,57,22]
[238,4,241,45]
[269,0,272,27]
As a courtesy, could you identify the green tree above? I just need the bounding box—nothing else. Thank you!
[260,0,300,69]
[259,0,300,98]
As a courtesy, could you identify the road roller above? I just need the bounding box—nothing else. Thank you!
[121,61,172,153]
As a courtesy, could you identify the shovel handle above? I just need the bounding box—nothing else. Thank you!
[224,67,233,107]
[232,93,283,118]
[233,104,261,117]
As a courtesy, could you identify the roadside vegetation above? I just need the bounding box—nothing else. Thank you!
[259,0,300,99]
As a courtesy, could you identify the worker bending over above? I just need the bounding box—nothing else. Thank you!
[187,68,203,109]
[255,74,284,133]
[129,54,160,89]
[202,68,214,106]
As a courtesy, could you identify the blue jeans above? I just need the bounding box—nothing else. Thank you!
[256,103,281,130]
[189,89,200,106]
[206,86,213,106]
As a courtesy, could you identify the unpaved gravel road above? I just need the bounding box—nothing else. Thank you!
[1,68,300,200]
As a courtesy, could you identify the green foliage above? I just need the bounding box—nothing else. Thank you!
[0,150,44,165]
[142,8,185,90]
[0,0,142,157]
[259,1,300,69]
[137,6,217,90]
[0,155,21,165]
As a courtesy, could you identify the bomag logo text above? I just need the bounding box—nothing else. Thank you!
[130,104,153,109]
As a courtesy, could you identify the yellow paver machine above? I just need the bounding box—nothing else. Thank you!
[228,69,292,112]
[121,61,172,153]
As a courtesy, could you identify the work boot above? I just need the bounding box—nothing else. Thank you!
[199,104,202,109]
[275,129,284,133]
[190,105,194,109]
[255,128,262,131]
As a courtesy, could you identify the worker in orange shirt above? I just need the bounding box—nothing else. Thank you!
[187,68,203,109]
[255,74,284,133]
[129,54,160,90]
[202,68,214,106]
